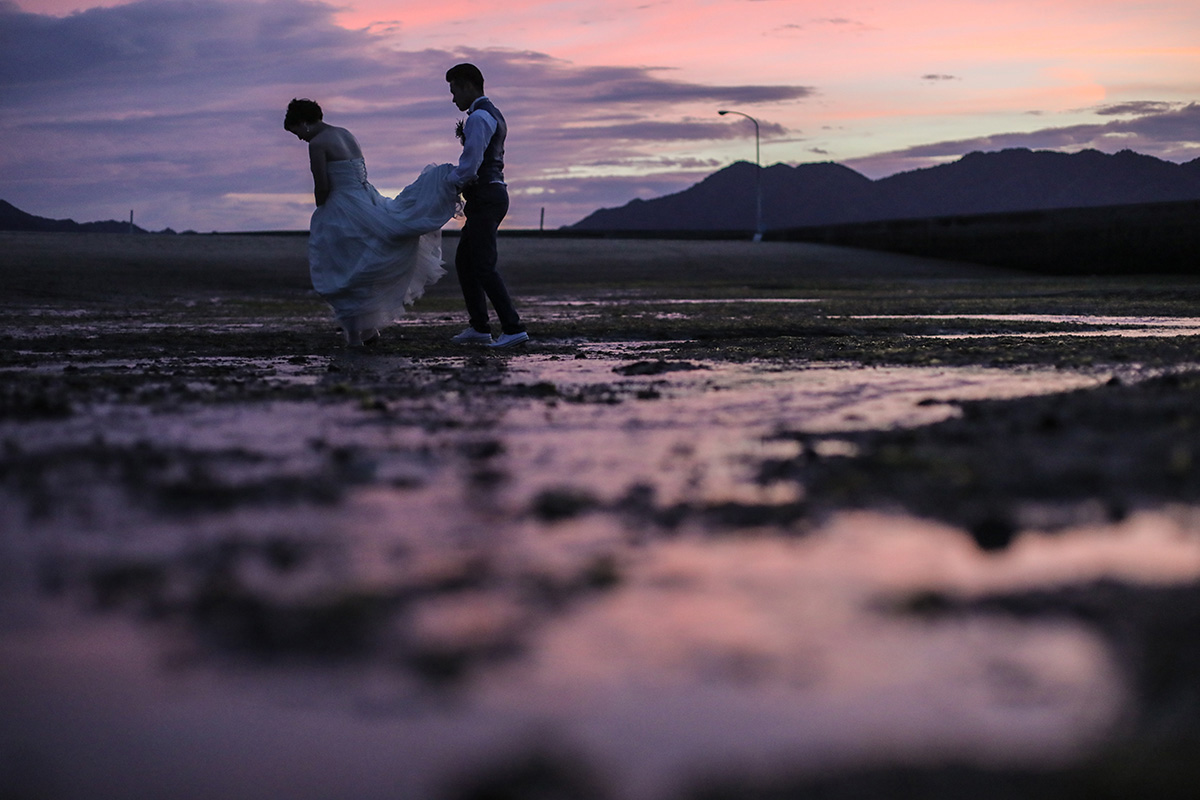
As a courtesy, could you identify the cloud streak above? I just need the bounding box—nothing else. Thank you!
[845,103,1200,178]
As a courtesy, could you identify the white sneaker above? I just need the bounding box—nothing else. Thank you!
[451,327,493,344]
[490,331,530,348]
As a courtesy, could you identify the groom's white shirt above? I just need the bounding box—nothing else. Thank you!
[450,96,503,187]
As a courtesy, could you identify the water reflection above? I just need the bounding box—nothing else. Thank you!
[502,357,1100,508]
[11,505,1200,798]
[853,314,1200,338]
[4,351,1200,799]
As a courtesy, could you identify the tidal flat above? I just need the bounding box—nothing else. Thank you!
[2,231,1200,799]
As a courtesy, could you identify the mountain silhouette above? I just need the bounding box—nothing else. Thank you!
[570,148,1200,231]
[0,199,150,233]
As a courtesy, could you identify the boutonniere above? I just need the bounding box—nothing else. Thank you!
[454,118,466,144]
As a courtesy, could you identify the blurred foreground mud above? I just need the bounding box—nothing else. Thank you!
[3,233,1200,798]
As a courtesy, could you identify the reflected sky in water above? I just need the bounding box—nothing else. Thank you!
[3,350,1200,799]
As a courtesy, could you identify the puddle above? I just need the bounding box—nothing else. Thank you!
[853,314,1200,338]
[2,326,1199,798]
[545,298,823,306]
[498,357,1101,508]
[10,230,1200,796]
[8,503,1200,799]
[3,356,324,386]
[393,296,823,326]
[0,357,1102,516]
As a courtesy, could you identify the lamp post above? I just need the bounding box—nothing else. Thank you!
[718,109,763,241]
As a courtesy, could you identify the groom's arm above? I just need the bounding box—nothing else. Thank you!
[449,110,497,187]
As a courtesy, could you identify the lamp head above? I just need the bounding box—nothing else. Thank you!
[718,110,729,115]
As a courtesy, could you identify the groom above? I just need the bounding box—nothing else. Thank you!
[446,63,529,348]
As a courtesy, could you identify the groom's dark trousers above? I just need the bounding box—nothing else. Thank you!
[456,182,524,336]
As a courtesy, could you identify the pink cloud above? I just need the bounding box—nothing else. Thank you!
[4,0,1199,231]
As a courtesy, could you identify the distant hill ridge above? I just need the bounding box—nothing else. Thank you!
[570,148,1200,231]
[7,147,1200,235]
[0,199,151,234]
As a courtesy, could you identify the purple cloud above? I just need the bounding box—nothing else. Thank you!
[0,1,810,231]
[1092,101,1178,117]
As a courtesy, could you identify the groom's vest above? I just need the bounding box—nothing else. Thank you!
[471,98,506,184]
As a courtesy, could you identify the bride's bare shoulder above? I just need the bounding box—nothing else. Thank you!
[310,125,362,160]
[328,126,363,157]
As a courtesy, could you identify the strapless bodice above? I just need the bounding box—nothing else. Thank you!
[326,157,370,190]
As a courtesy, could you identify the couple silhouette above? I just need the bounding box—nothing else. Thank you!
[285,63,528,349]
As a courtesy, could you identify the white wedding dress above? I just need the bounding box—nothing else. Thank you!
[308,159,458,336]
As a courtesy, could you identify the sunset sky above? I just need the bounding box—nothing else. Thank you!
[3,0,1199,231]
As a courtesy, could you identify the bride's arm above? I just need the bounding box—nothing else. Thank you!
[308,143,330,206]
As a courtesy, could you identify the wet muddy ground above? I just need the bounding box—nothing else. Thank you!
[2,232,1200,799]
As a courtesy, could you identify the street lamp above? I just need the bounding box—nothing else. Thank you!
[718,109,763,240]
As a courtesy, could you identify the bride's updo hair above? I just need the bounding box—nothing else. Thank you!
[285,98,323,129]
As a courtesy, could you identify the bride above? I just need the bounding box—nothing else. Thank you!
[284,98,458,347]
